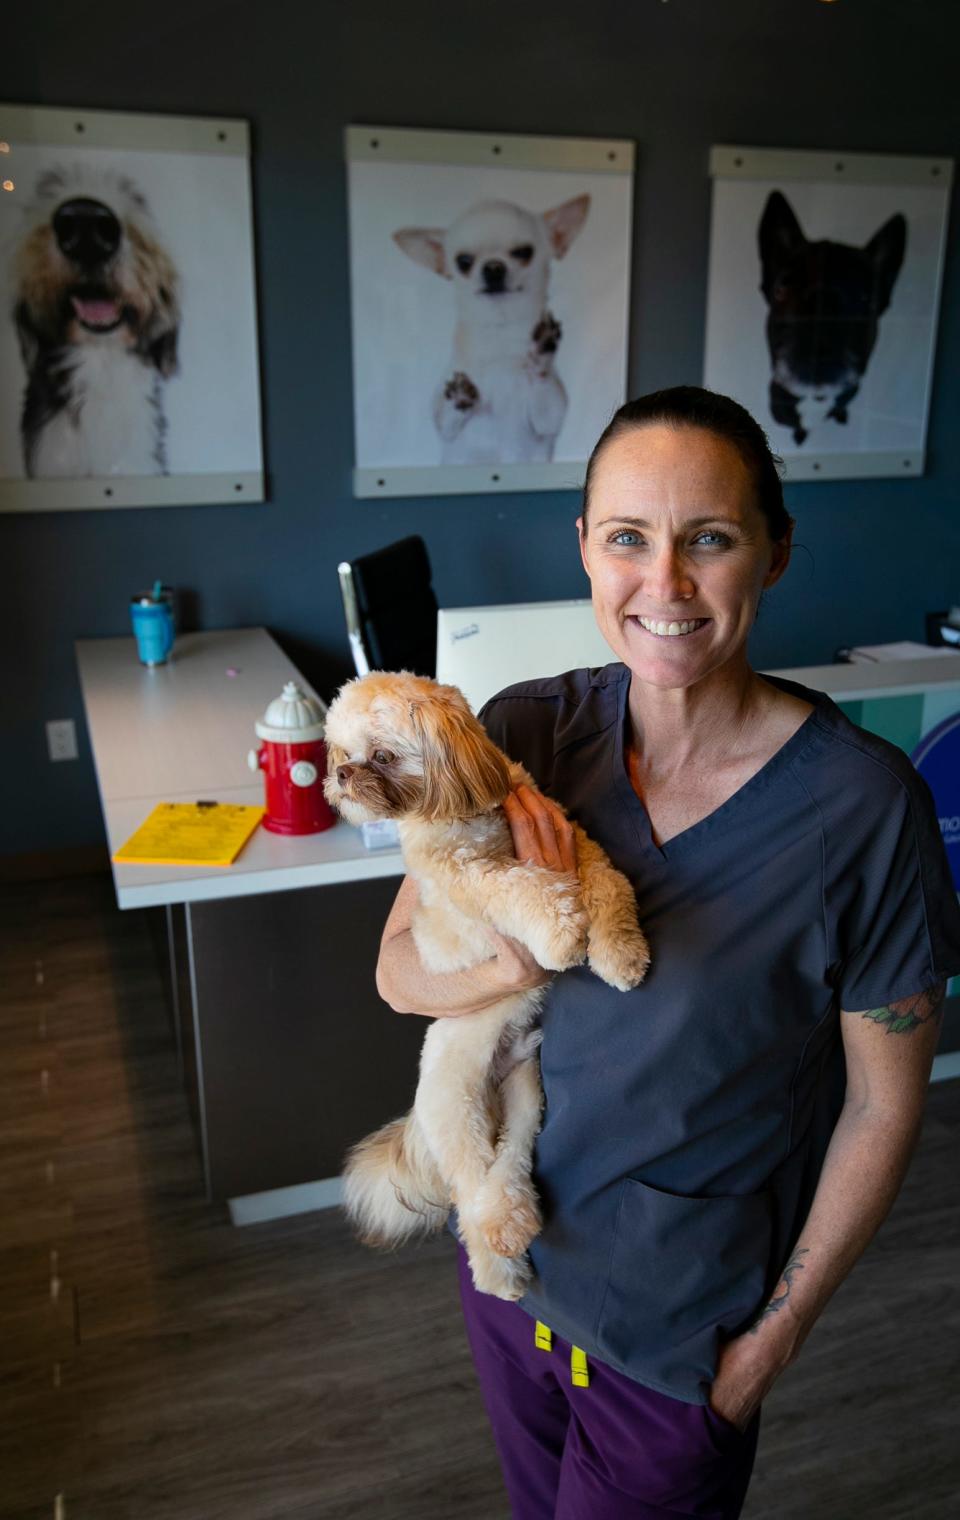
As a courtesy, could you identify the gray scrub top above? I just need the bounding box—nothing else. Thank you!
[477,663,960,1406]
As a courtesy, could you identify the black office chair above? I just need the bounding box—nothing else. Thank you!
[338,535,438,678]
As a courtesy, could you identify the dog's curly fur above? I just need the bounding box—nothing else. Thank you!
[323,671,650,1300]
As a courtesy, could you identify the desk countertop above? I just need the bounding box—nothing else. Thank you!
[763,654,960,700]
[76,628,403,910]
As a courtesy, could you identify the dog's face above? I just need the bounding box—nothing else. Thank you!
[323,671,510,826]
[393,195,590,326]
[13,166,181,376]
[758,189,906,397]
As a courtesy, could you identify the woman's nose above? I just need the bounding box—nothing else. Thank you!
[646,547,694,602]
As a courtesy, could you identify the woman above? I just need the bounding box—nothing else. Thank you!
[376,387,960,1520]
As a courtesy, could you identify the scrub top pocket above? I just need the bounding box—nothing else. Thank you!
[595,1176,773,1404]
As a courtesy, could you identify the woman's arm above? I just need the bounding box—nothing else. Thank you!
[376,873,550,1016]
[375,785,577,1018]
[709,982,946,1429]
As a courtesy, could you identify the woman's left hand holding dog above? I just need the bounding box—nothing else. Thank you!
[503,786,578,877]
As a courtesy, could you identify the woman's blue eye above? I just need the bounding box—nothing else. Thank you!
[693,531,732,547]
[610,530,641,546]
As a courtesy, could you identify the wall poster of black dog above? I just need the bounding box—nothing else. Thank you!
[0,104,264,512]
[703,147,952,479]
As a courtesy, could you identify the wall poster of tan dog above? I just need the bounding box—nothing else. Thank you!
[703,145,953,483]
[0,103,264,512]
[346,126,634,498]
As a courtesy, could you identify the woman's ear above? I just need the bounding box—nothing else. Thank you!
[762,521,794,590]
[411,700,511,820]
[576,515,591,580]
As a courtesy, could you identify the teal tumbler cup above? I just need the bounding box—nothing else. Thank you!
[130,586,175,666]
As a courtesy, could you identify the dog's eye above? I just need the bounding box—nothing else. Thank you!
[454,253,475,275]
[372,749,396,766]
[510,244,534,265]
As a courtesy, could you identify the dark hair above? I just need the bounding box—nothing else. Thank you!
[582,385,793,542]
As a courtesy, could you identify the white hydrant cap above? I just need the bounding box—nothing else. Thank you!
[254,680,328,744]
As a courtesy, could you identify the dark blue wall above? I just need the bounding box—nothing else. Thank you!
[2,0,959,856]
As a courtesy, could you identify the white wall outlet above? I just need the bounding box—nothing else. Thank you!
[46,719,79,762]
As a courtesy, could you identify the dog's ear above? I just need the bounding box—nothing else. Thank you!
[393,228,451,279]
[149,326,179,377]
[758,191,806,298]
[142,272,181,377]
[542,195,590,259]
[862,213,907,314]
[410,696,511,820]
[145,318,179,377]
[13,300,42,373]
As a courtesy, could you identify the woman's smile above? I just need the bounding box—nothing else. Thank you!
[629,615,711,639]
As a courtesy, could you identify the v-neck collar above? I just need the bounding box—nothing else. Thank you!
[610,667,826,862]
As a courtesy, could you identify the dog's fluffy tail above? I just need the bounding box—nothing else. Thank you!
[343,1113,449,1247]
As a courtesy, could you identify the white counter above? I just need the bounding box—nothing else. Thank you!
[765,654,960,701]
[75,628,403,910]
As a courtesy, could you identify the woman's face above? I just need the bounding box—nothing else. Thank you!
[577,424,792,690]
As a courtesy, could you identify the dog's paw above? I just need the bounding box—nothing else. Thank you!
[468,1245,533,1302]
[444,371,480,411]
[532,312,562,355]
[524,313,563,379]
[475,1181,542,1259]
[529,915,588,972]
[588,924,651,991]
[545,879,590,966]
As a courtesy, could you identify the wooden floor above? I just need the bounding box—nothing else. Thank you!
[1,875,957,1520]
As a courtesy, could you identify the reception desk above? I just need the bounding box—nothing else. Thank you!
[76,627,960,1220]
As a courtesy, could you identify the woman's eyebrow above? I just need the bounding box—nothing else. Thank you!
[594,515,744,530]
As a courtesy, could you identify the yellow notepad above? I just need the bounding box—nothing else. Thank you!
[112,802,265,868]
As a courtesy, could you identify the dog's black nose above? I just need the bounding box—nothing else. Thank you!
[53,198,122,266]
[336,764,355,785]
[482,259,507,291]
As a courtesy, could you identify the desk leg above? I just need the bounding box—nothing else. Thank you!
[184,902,213,1201]
[164,904,184,1082]
[161,902,211,1197]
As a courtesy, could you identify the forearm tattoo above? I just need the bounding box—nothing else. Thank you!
[859,983,946,1035]
[748,1247,810,1334]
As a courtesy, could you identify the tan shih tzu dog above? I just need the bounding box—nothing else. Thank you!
[323,671,650,1300]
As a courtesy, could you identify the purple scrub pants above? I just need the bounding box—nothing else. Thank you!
[457,1245,761,1519]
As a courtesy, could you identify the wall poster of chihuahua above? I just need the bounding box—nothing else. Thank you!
[0,103,264,513]
[703,145,953,483]
[346,125,634,499]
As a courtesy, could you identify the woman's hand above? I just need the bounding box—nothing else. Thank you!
[502,784,578,876]
[488,928,552,997]
[708,1331,787,1433]
[377,867,550,1015]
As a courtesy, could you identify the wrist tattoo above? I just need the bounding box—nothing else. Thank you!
[860,984,945,1036]
[749,1247,810,1334]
